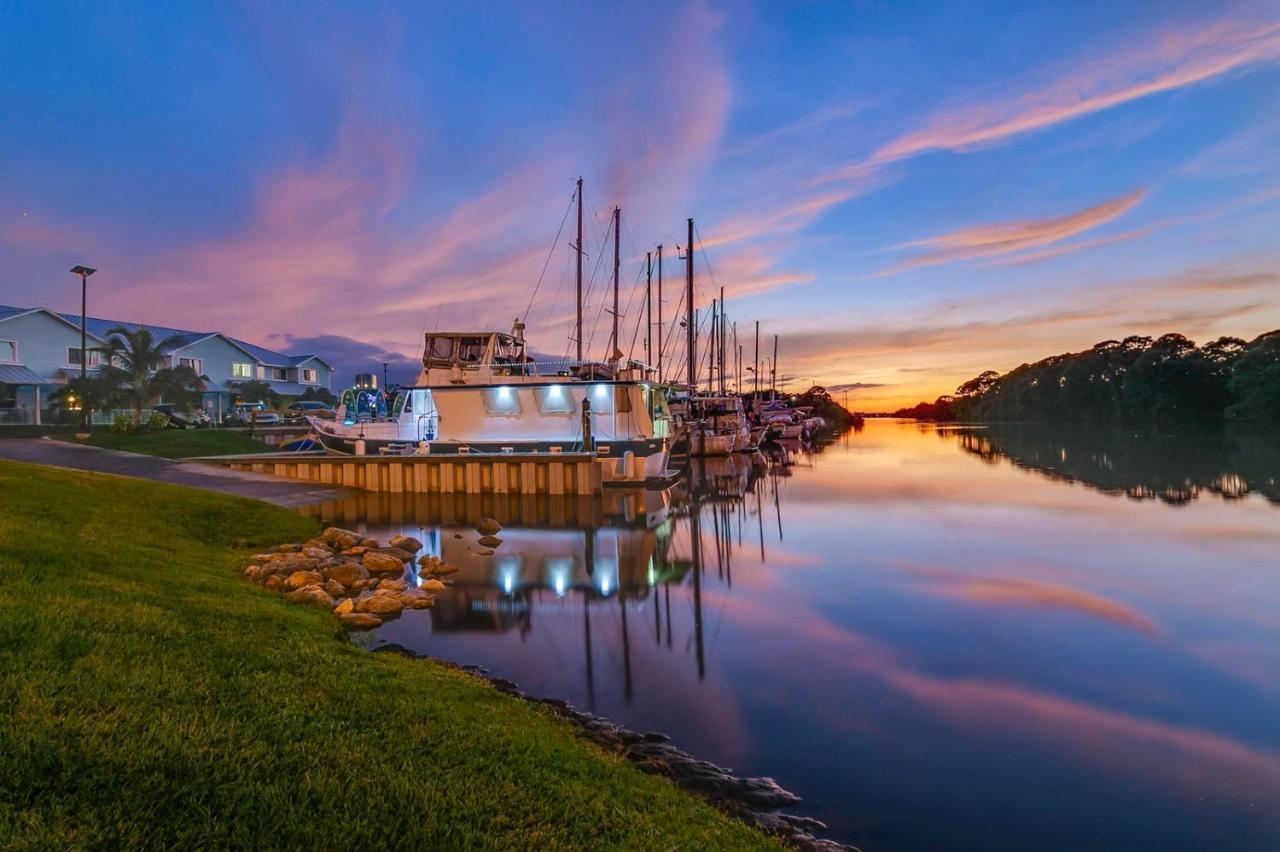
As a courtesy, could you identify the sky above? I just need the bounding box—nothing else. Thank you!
[2,0,1278,410]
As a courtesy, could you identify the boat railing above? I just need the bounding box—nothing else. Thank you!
[425,357,659,381]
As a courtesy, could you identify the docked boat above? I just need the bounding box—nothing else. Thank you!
[309,322,673,479]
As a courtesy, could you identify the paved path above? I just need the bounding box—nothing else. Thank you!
[0,439,348,508]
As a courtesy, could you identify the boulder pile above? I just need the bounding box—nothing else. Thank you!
[242,527,454,630]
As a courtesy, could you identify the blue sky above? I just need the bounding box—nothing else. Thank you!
[2,0,1278,407]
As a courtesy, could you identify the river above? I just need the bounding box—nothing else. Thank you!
[302,419,1280,851]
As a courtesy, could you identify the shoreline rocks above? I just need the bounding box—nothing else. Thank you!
[241,527,451,629]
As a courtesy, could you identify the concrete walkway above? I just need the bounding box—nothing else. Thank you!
[0,439,348,508]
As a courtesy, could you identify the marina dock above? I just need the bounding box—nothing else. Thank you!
[199,450,659,496]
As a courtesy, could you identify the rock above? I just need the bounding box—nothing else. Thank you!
[389,534,423,553]
[263,575,284,591]
[376,546,415,563]
[378,578,407,592]
[323,579,347,598]
[476,517,502,536]
[355,590,403,615]
[321,561,368,587]
[303,537,332,551]
[285,570,324,590]
[340,546,370,556]
[338,612,382,629]
[333,597,355,615]
[301,546,333,560]
[360,537,380,548]
[246,553,276,565]
[400,589,435,609]
[350,578,375,592]
[272,543,302,553]
[421,578,447,592]
[322,527,363,549]
[285,585,334,608]
[477,549,494,557]
[453,533,463,539]
[363,551,405,576]
[433,563,459,576]
[478,535,503,548]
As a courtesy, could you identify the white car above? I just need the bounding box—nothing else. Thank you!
[229,403,281,426]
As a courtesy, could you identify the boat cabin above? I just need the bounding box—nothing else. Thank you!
[421,331,532,382]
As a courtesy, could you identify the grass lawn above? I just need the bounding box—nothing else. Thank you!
[0,460,775,849]
[65,428,271,458]
[0,425,79,439]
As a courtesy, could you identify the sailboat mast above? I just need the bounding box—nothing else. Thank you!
[718,285,725,395]
[685,218,695,392]
[754,320,760,397]
[575,177,583,363]
[611,206,620,368]
[656,245,664,383]
[645,251,653,373]
[709,298,717,394]
[772,333,778,398]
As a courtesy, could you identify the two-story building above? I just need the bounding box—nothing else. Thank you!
[0,305,334,424]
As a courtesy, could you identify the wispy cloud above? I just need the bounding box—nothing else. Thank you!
[872,19,1280,166]
[885,188,1145,272]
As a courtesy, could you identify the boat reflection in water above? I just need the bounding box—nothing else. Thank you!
[299,450,787,715]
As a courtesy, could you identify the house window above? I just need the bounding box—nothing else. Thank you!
[67,347,102,367]
[0,340,15,362]
[179,357,203,374]
[271,367,287,381]
[302,368,318,384]
[231,362,252,378]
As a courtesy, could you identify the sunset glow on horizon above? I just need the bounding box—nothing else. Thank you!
[3,2,1278,410]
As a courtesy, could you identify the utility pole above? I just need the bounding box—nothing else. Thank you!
[575,177,584,362]
[645,251,653,373]
[70,265,97,432]
[685,219,695,392]
[610,206,620,369]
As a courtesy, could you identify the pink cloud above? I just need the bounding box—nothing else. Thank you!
[884,188,1145,273]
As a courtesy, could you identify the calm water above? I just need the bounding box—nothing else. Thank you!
[302,420,1280,851]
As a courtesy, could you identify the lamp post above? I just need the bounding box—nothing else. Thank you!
[382,361,389,390]
[69,265,97,431]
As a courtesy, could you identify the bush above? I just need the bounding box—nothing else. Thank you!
[147,411,170,432]
[111,413,132,433]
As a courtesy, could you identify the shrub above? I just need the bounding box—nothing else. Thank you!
[111,413,132,433]
[147,411,171,432]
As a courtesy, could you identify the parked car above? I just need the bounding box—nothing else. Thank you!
[285,400,337,421]
[151,403,211,429]
[227,402,281,426]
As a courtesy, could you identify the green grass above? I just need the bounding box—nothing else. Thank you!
[65,428,271,458]
[0,460,775,850]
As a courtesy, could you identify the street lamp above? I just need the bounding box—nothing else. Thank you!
[382,361,389,390]
[69,265,97,431]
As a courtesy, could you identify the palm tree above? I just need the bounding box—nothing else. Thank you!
[54,371,125,424]
[98,327,207,425]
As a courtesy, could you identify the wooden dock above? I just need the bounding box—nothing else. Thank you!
[199,451,653,496]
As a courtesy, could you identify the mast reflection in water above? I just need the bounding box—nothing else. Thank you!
[299,422,1280,852]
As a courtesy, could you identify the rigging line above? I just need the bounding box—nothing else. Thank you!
[659,285,686,373]
[522,189,576,324]
[582,205,615,355]
[522,190,578,323]
[624,260,647,361]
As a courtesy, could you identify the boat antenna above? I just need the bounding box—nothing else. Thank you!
[575,176,584,363]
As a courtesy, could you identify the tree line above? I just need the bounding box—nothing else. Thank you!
[892,330,1280,423]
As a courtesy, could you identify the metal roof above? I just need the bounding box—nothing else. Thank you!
[0,364,52,385]
[0,305,320,367]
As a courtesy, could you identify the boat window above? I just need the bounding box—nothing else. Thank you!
[459,337,486,363]
[391,393,407,416]
[587,384,614,414]
[427,336,454,361]
[535,385,575,414]
[483,386,522,416]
